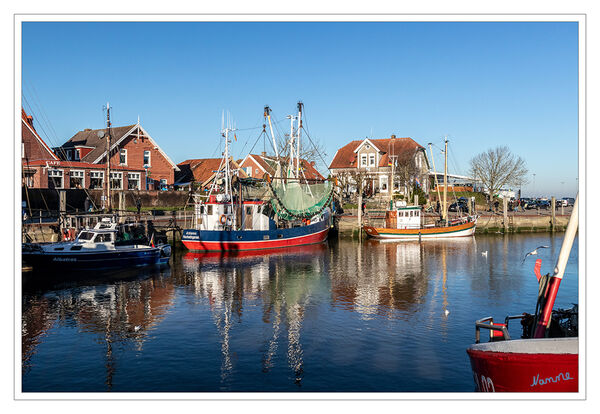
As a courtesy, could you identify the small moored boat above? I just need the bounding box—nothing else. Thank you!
[22,219,171,271]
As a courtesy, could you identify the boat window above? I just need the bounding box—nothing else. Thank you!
[200,205,205,214]
[246,206,252,215]
[97,233,112,242]
[77,231,94,241]
[207,205,213,215]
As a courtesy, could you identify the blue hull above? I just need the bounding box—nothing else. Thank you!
[22,248,162,271]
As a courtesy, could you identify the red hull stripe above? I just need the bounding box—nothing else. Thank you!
[467,349,578,392]
[182,228,329,251]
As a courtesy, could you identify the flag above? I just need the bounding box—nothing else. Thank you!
[234,133,237,141]
[149,233,155,247]
[415,177,421,187]
[388,160,392,167]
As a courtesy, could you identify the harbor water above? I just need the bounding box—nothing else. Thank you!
[21,233,579,393]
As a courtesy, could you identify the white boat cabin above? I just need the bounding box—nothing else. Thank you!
[194,194,274,231]
[386,204,422,230]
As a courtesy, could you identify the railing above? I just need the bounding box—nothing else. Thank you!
[474,316,511,343]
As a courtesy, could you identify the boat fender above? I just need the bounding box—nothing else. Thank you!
[219,214,227,225]
[62,228,70,241]
[226,215,233,226]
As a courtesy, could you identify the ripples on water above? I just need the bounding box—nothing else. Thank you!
[21,233,579,393]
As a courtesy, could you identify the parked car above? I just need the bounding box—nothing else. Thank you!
[537,200,550,210]
[448,200,468,212]
[563,197,575,206]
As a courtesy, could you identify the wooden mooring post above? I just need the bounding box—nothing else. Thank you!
[503,196,508,232]
[551,196,556,232]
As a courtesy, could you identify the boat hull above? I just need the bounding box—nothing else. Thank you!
[22,247,164,271]
[466,338,578,392]
[181,219,330,252]
[364,221,476,240]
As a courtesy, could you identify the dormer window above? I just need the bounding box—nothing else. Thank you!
[361,154,367,167]
[74,149,80,161]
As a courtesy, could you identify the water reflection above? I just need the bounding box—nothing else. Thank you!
[21,233,577,392]
[22,266,174,390]
[178,244,327,385]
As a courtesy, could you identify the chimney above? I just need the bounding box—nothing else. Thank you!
[261,151,267,157]
[26,115,34,127]
[310,161,315,166]
[391,134,396,139]
[84,128,92,132]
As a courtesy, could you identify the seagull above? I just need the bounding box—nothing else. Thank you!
[522,246,550,263]
[444,309,450,316]
[134,325,141,332]
[481,251,488,257]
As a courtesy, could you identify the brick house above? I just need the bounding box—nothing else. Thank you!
[21,108,147,191]
[239,152,325,181]
[329,135,429,200]
[57,121,179,190]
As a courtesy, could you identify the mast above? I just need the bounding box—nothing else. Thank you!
[443,137,448,223]
[296,102,302,178]
[264,106,279,158]
[105,102,112,211]
[428,143,443,218]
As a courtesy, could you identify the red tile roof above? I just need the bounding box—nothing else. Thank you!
[247,154,325,180]
[176,158,227,184]
[329,137,424,169]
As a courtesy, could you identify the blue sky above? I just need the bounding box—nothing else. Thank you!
[21,21,579,197]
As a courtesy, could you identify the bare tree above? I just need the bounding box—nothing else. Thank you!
[469,146,529,203]
[392,150,420,200]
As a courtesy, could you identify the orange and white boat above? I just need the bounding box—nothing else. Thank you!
[363,204,477,240]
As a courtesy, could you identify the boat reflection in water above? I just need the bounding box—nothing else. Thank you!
[22,265,174,391]
[24,231,572,393]
[180,243,328,385]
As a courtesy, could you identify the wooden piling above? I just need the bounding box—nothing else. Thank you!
[503,196,508,232]
[551,196,556,232]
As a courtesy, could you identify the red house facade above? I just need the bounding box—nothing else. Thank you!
[58,122,179,190]
[22,109,146,190]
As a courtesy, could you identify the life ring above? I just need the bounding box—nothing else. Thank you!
[219,214,227,225]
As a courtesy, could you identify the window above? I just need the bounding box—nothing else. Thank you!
[360,154,367,167]
[246,206,252,215]
[369,154,375,167]
[120,149,127,165]
[70,170,84,189]
[23,170,35,187]
[207,205,213,215]
[143,150,151,167]
[90,171,104,189]
[47,169,63,189]
[74,149,80,161]
[379,175,388,192]
[110,172,123,190]
[66,150,72,161]
[160,178,167,190]
[127,172,140,190]
[255,168,259,175]
[246,167,252,177]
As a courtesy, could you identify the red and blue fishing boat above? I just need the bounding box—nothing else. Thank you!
[182,103,334,252]
[466,195,579,392]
